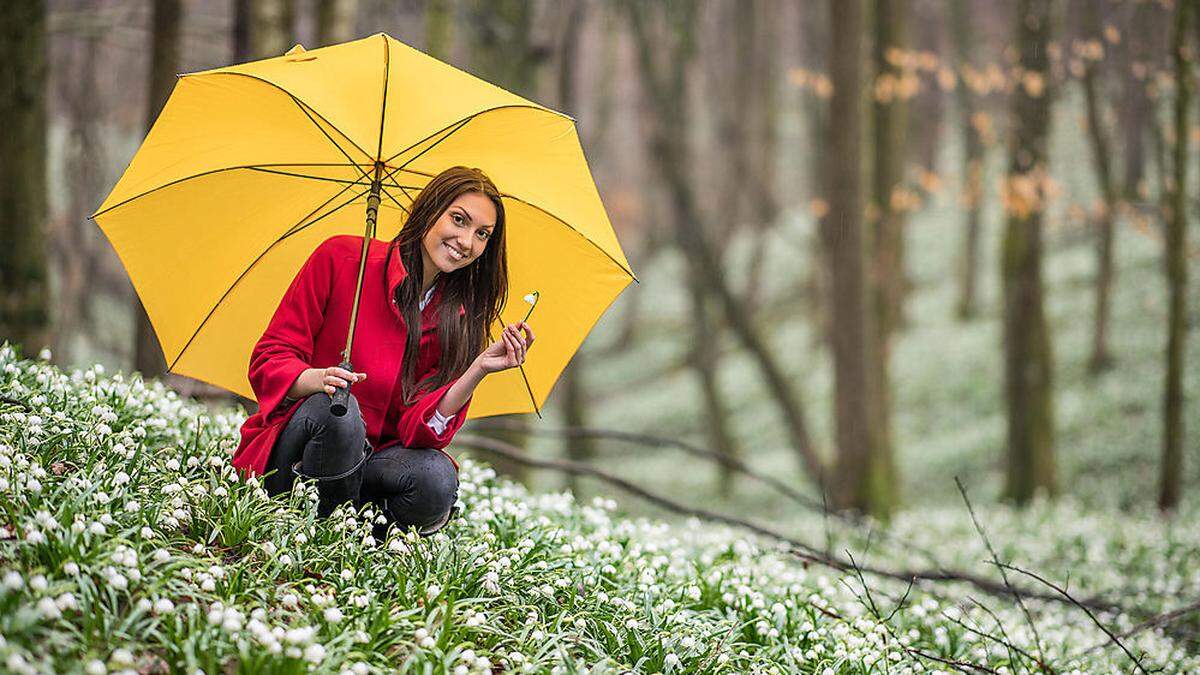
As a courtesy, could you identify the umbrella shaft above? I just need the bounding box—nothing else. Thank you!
[341,162,385,364]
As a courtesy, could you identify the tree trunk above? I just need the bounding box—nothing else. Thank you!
[868,0,908,501]
[950,0,986,321]
[1159,0,1193,513]
[1080,0,1118,374]
[799,0,833,351]
[826,0,892,517]
[741,0,782,313]
[624,0,826,489]
[552,0,597,495]
[135,0,182,381]
[1120,0,1154,205]
[464,0,551,483]
[250,0,293,59]
[0,0,49,358]
[316,0,358,46]
[1001,0,1057,505]
[423,0,452,60]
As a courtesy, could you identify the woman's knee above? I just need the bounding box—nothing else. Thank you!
[362,448,458,523]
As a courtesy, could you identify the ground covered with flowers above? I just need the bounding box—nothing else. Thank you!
[0,342,1198,674]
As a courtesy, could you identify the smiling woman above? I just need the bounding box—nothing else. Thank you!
[233,166,536,538]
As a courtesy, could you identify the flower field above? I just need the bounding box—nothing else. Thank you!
[0,341,1197,674]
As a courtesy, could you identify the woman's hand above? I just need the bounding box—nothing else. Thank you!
[475,322,535,374]
[294,365,366,397]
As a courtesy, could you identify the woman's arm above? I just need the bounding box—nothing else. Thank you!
[435,321,535,416]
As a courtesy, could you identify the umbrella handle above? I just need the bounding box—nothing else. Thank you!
[329,358,354,417]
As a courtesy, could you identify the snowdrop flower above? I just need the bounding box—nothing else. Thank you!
[3,570,24,591]
[303,644,326,664]
[281,593,298,609]
[36,597,61,619]
[323,607,343,624]
[340,569,353,581]
[29,574,47,592]
[425,583,441,601]
[154,598,174,614]
[24,530,46,545]
[110,649,134,666]
[56,592,77,611]
[388,539,408,554]
[63,561,80,576]
[165,459,180,471]
[84,660,106,675]
[89,522,106,536]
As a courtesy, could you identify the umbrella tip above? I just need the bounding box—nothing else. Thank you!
[285,43,307,56]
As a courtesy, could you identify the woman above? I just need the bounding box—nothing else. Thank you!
[232,165,534,538]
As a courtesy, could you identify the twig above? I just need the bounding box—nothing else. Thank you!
[955,476,1050,672]
[1076,597,1200,656]
[994,562,1158,675]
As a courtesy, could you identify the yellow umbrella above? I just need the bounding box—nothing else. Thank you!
[91,32,635,419]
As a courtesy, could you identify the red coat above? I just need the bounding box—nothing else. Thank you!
[232,234,470,477]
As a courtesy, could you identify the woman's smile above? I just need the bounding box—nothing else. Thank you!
[444,241,469,262]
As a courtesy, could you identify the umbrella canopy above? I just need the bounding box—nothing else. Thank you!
[91,32,635,418]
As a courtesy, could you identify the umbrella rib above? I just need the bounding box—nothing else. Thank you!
[244,166,422,190]
[379,104,574,168]
[167,183,371,373]
[90,163,368,219]
[382,116,475,184]
[376,34,390,160]
[193,71,376,164]
[378,186,411,216]
[287,96,372,183]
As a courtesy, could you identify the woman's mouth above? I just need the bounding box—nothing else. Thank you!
[444,242,467,262]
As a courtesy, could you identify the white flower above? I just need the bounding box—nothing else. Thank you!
[665,653,680,667]
[340,569,353,581]
[323,607,343,624]
[63,561,80,576]
[425,584,441,601]
[55,592,77,611]
[281,593,298,609]
[37,347,51,360]
[37,597,61,619]
[3,570,24,590]
[84,660,107,675]
[29,574,47,592]
[303,644,326,664]
[154,598,175,614]
[111,648,134,666]
[89,522,106,536]
[165,459,180,471]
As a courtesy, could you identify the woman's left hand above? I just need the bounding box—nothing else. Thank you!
[475,322,535,374]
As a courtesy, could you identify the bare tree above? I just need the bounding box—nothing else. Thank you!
[623,0,826,490]
[1078,0,1119,374]
[950,0,987,320]
[1001,0,1057,505]
[826,0,892,516]
[316,0,358,46]
[1159,0,1194,512]
[0,0,49,357]
[134,0,182,381]
[249,0,293,59]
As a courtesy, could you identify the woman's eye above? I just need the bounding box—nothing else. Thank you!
[477,230,490,240]
[452,214,464,225]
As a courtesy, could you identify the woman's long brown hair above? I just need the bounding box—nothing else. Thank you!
[384,166,508,405]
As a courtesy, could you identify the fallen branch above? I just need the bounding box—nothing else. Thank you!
[454,434,1127,613]
[469,420,950,569]
[1076,597,1200,656]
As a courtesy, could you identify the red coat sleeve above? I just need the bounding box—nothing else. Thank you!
[395,366,472,450]
[248,239,335,421]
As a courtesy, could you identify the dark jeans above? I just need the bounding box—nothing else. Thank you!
[263,391,459,538]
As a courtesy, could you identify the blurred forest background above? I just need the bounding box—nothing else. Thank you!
[2,0,1197,527]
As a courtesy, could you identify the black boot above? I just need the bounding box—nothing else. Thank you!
[293,443,369,518]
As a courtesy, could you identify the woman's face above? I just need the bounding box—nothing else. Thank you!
[421,191,498,274]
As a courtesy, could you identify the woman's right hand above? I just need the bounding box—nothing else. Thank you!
[309,366,366,396]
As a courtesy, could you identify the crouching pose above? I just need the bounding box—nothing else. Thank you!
[232,166,534,538]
